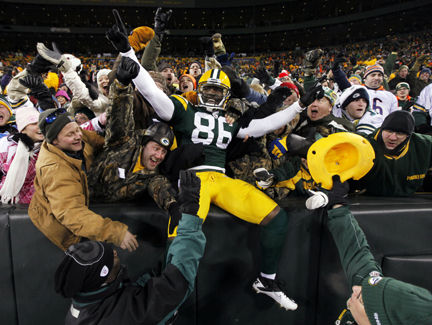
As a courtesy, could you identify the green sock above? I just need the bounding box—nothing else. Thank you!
[260,208,289,274]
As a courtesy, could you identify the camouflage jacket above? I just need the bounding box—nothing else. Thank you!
[228,114,301,201]
[88,82,176,210]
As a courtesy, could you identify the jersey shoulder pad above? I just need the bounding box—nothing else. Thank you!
[171,94,190,111]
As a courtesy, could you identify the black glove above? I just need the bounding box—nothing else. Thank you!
[222,66,249,98]
[26,54,54,74]
[19,75,54,110]
[18,74,45,90]
[263,86,292,112]
[106,10,131,53]
[255,66,275,86]
[332,53,347,71]
[300,83,324,108]
[168,202,182,234]
[154,7,172,40]
[327,175,349,207]
[178,170,201,216]
[116,57,140,85]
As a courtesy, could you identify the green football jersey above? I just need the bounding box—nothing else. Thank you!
[170,95,240,170]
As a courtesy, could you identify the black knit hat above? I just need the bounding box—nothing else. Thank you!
[75,106,96,120]
[55,241,114,298]
[381,110,415,136]
[339,85,370,109]
[38,108,75,143]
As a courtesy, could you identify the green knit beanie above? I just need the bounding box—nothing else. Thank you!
[38,108,75,143]
[362,276,432,325]
[323,86,338,107]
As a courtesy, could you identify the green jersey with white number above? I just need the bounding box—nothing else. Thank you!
[170,95,240,170]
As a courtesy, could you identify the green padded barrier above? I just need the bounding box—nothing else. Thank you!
[9,205,69,325]
[92,202,198,325]
[194,200,324,325]
[0,205,17,325]
[382,255,432,290]
[5,194,432,325]
[316,194,432,325]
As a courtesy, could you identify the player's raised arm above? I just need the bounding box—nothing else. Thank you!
[237,84,324,139]
[105,10,175,121]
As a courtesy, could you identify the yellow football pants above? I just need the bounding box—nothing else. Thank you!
[196,171,277,222]
[168,171,278,237]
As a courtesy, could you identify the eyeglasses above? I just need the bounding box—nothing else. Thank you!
[45,108,67,124]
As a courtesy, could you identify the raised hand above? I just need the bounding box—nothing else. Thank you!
[253,168,275,190]
[154,7,172,40]
[300,83,324,108]
[106,9,131,53]
[178,170,201,217]
[116,56,140,85]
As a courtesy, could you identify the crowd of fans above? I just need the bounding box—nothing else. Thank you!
[0,7,431,324]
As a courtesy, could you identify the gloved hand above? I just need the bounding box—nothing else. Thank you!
[207,57,222,70]
[268,136,288,159]
[18,75,54,110]
[266,86,292,109]
[255,66,276,86]
[26,54,54,74]
[225,98,247,124]
[332,53,347,71]
[168,202,182,235]
[178,170,201,216]
[18,74,45,91]
[253,168,275,190]
[154,7,172,41]
[299,83,324,108]
[116,57,140,85]
[305,190,329,210]
[305,175,349,210]
[212,33,226,56]
[222,66,249,98]
[106,9,131,53]
[302,49,324,76]
[327,175,349,207]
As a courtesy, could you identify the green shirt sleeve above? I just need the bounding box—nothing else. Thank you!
[327,206,382,287]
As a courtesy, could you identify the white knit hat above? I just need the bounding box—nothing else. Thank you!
[96,69,111,87]
[16,106,40,132]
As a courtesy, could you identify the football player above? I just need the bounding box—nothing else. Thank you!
[105,19,320,311]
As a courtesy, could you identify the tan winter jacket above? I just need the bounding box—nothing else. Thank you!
[29,129,127,251]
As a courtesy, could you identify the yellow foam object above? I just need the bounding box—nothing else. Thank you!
[307,132,375,190]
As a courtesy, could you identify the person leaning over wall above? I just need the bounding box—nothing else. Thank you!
[28,108,138,252]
